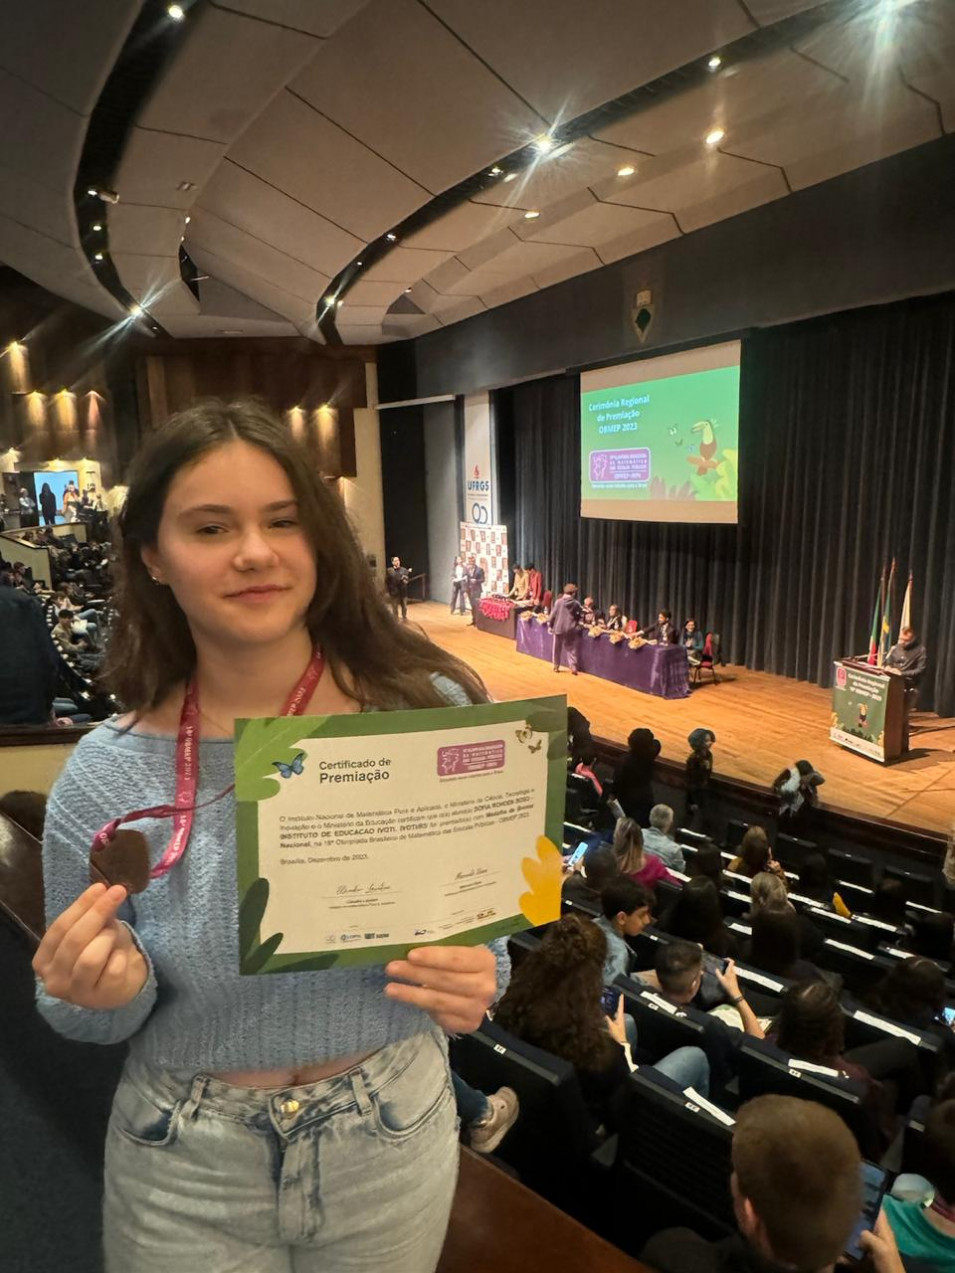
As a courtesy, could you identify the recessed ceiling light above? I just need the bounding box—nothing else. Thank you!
[708,55,722,71]
[218,329,244,336]
[386,232,398,242]
[489,166,503,177]
[167,4,185,20]
[524,210,541,220]
[534,133,556,154]
[86,188,97,197]
[324,295,336,306]
[356,260,363,267]
[128,304,143,317]
[91,223,102,231]
[705,127,725,146]
[503,172,517,183]
[93,252,105,262]
[336,301,344,308]
[617,164,635,177]
[177,180,195,192]
[404,287,412,293]
[184,215,191,224]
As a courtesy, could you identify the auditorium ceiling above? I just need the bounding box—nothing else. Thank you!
[1,0,952,345]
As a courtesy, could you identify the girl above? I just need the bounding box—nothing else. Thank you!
[611,817,675,892]
[33,399,497,1273]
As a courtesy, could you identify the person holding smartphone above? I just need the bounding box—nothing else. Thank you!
[32,399,497,1273]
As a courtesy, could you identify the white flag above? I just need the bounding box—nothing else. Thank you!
[899,572,913,637]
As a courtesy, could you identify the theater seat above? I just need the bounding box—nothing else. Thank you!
[609,1067,735,1254]
[828,848,876,890]
[774,833,817,873]
[616,978,707,1064]
[816,940,895,996]
[882,865,938,909]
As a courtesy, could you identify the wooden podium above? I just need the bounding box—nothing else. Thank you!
[830,659,905,764]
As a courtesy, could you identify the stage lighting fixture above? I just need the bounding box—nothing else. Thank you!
[503,172,517,182]
[92,223,102,231]
[708,55,722,70]
[524,210,540,220]
[489,166,503,177]
[129,304,143,317]
[534,133,556,154]
[617,165,635,177]
[93,252,105,262]
[167,4,185,20]
[705,127,725,146]
[386,232,398,242]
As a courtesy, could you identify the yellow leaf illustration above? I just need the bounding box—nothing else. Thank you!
[519,836,564,926]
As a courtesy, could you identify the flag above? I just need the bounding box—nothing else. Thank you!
[877,559,896,667]
[867,566,885,665]
[899,570,913,637]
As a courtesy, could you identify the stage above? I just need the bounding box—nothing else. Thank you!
[413,602,955,838]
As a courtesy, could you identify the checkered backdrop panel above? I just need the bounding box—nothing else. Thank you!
[460,522,509,597]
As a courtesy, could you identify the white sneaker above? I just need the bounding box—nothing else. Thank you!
[468,1086,519,1154]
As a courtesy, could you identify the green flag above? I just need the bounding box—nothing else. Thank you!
[867,567,885,665]
[877,559,896,667]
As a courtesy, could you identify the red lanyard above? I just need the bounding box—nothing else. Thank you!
[91,647,325,881]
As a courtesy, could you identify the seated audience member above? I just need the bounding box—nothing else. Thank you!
[567,705,593,767]
[659,876,738,960]
[613,817,676,892]
[637,609,676,644]
[682,618,704,666]
[797,851,851,918]
[494,916,710,1131]
[643,804,686,872]
[685,727,715,821]
[745,909,822,982]
[0,585,61,725]
[562,844,619,911]
[729,826,786,881]
[773,759,825,827]
[871,957,955,1069]
[747,870,826,962]
[686,841,725,892]
[573,744,604,799]
[595,878,653,984]
[52,610,101,673]
[613,727,661,826]
[603,603,627,631]
[642,1095,864,1273]
[884,1098,955,1271]
[0,790,47,840]
[450,1073,519,1155]
[654,943,764,1089]
[870,877,909,927]
[908,911,955,964]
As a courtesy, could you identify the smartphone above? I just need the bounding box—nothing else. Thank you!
[843,1161,888,1262]
[943,1006,955,1027]
[567,841,588,870]
[600,987,621,1017]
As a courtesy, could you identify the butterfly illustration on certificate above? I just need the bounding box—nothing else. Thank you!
[273,751,305,780]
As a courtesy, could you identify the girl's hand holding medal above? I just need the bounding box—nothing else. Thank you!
[33,883,149,1011]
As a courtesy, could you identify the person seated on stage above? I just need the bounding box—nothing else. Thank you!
[884,1097,955,1271]
[682,618,705,665]
[579,595,604,626]
[685,727,716,820]
[642,1095,866,1273]
[658,876,739,961]
[507,564,529,602]
[744,909,823,983]
[885,626,928,693]
[613,726,661,826]
[562,843,619,911]
[773,759,825,826]
[687,841,726,893]
[797,851,851,918]
[729,826,787,882]
[637,609,677,644]
[603,603,627,632]
[643,804,685,873]
[594,877,654,984]
[495,916,711,1131]
[613,817,677,892]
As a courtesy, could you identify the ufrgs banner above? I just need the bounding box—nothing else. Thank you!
[829,661,889,761]
[463,393,494,526]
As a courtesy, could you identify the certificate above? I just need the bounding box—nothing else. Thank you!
[234,695,567,974]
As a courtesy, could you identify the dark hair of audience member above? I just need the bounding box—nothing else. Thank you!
[577,743,598,768]
[660,876,734,958]
[737,826,772,877]
[749,910,803,979]
[105,397,488,714]
[869,877,908,925]
[732,1095,861,1271]
[775,981,845,1065]
[909,911,955,963]
[600,877,652,923]
[924,1099,955,1205]
[0,790,47,842]
[654,941,704,998]
[874,956,946,1026]
[493,915,618,1073]
[686,841,725,891]
[581,844,619,893]
[797,851,835,905]
[611,818,644,876]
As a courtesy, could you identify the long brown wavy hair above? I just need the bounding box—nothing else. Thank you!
[104,398,488,713]
[494,915,618,1072]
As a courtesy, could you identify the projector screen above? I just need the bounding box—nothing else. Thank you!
[580,340,741,524]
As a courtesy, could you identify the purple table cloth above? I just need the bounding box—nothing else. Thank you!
[516,621,690,699]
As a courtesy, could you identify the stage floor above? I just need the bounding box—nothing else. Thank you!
[412,602,955,837]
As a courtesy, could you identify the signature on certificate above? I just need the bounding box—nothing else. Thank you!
[455,867,490,881]
[336,882,392,895]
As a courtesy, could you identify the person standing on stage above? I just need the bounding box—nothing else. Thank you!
[464,554,485,625]
[638,610,676,644]
[449,555,467,615]
[385,555,411,622]
[885,626,927,750]
[548,583,582,675]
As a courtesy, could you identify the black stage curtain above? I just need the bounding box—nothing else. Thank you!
[502,290,955,716]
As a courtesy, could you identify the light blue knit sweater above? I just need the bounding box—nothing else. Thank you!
[36,676,509,1070]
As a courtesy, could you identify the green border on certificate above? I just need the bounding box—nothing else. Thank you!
[235,695,567,974]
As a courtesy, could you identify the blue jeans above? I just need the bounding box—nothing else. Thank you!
[103,1033,459,1272]
[451,1070,490,1125]
[651,1047,711,1097]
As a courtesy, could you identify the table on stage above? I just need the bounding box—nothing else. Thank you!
[474,597,520,639]
[516,620,690,699]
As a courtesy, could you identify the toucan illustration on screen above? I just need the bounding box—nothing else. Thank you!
[687,419,719,474]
